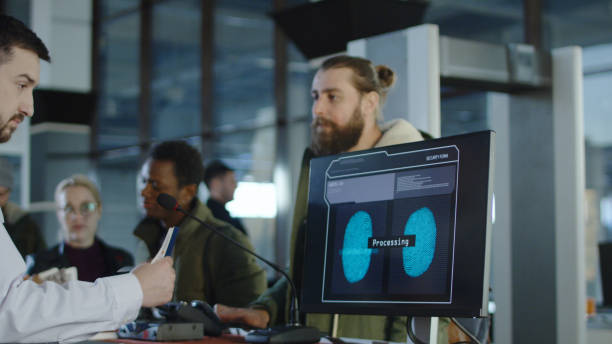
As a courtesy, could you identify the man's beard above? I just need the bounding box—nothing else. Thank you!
[0,114,24,143]
[310,106,365,156]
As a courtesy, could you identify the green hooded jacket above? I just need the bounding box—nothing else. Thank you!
[134,198,266,307]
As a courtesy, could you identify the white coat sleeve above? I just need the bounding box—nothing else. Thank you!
[0,211,143,343]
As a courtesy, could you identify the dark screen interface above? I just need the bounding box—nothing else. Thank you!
[322,146,459,304]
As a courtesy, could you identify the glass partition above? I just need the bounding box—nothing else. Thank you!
[151,0,202,140]
[96,9,141,150]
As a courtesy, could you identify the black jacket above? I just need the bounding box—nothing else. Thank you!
[3,201,46,258]
[206,198,247,235]
[26,237,133,278]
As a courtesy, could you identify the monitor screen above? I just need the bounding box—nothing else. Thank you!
[301,130,494,318]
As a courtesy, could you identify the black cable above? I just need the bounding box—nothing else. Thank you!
[323,336,357,344]
[184,209,301,325]
[406,316,427,344]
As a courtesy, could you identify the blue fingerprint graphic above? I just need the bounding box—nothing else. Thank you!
[341,211,373,283]
[402,207,436,277]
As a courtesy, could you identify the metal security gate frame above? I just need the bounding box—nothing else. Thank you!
[349,24,585,344]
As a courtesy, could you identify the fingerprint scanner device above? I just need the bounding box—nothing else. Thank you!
[118,322,204,341]
[302,131,494,323]
[152,226,179,263]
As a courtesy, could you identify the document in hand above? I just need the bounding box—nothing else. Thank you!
[151,226,179,263]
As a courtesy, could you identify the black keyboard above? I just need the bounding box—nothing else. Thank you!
[245,325,321,344]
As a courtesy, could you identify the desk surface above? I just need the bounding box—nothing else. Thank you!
[103,334,246,344]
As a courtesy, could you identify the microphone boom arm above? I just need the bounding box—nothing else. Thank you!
[157,194,302,327]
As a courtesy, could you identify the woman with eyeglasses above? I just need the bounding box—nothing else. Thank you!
[26,174,133,282]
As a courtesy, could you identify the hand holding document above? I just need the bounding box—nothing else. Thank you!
[128,226,179,309]
[152,226,179,263]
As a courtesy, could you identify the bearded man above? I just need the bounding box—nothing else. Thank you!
[217,55,448,342]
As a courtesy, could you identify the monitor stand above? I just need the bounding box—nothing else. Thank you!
[426,317,439,344]
[407,316,439,344]
[331,314,438,344]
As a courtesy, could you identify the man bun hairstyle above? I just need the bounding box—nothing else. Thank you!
[320,55,396,121]
[149,140,204,190]
[0,14,50,65]
[376,64,396,90]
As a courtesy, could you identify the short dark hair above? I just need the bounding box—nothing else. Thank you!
[0,14,50,64]
[149,140,204,189]
[203,160,234,187]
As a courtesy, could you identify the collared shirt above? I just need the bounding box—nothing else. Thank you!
[0,209,143,343]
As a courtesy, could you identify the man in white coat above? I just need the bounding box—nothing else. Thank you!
[0,14,176,343]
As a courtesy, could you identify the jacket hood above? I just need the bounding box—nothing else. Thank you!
[376,119,423,147]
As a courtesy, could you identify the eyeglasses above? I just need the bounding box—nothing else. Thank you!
[61,202,98,217]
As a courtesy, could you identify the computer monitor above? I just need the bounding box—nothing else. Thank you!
[301,130,494,318]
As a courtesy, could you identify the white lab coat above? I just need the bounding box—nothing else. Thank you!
[0,210,142,343]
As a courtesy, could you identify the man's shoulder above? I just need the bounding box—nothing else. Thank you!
[206,198,224,211]
[377,119,423,147]
[206,198,232,222]
[196,216,247,243]
[194,199,242,234]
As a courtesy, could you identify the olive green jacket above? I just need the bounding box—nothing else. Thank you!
[134,198,266,307]
[253,119,449,342]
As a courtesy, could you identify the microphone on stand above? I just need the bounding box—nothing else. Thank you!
[156,193,320,344]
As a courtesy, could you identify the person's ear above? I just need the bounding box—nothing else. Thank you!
[361,91,379,120]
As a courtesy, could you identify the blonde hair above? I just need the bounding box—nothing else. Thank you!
[55,174,102,206]
[320,55,396,121]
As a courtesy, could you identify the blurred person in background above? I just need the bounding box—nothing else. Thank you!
[203,159,247,236]
[26,174,133,282]
[0,157,46,257]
